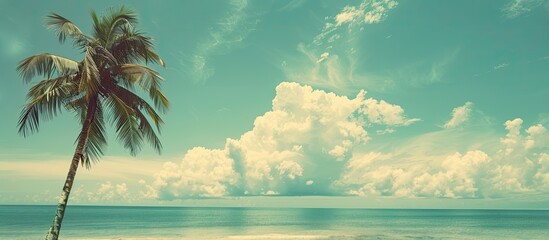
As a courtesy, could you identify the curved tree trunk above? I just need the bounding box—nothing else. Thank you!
[45,96,97,240]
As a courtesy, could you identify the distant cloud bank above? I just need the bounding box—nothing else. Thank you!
[142,82,549,200]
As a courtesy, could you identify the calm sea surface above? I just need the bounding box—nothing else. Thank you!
[0,205,548,239]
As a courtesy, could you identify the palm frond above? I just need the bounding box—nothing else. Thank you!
[110,86,163,153]
[18,75,78,136]
[110,27,165,67]
[135,108,162,153]
[91,6,138,47]
[146,49,165,68]
[79,46,101,96]
[17,54,79,83]
[111,85,163,129]
[113,63,169,112]
[94,45,118,66]
[90,10,103,43]
[46,13,90,47]
[104,93,143,156]
[81,101,107,168]
[105,6,138,47]
[106,6,138,27]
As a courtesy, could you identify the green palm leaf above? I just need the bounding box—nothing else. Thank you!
[18,75,78,136]
[17,54,79,83]
[114,63,169,111]
[46,13,90,47]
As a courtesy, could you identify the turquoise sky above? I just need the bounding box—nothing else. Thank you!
[0,0,548,208]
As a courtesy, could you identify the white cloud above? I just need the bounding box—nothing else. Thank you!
[360,98,420,126]
[335,6,363,26]
[336,118,549,198]
[336,151,492,198]
[145,148,239,199]
[73,181,132,203]
[534,153,549,189]
[277,160,304,180]
[147,82,417,199]
[330,0,398,31]
[376,128,396,135]
[500,118,524,155]
[317,0,398,45]
[146,89,548,200]
[500,118,548,155]
[444,102,473,128]
[502,0,545,18]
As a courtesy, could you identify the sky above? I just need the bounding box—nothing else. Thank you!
[0,0,548,209]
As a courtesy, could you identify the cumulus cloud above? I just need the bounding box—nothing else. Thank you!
[336,151,491,198]
[146,148,239,199]
[443,102,473,128]
[146,82,417,199]
[337,118,549,199]
[360,98,420,126]
[500,118,548,155]
[70,181,132,203]
[502,0,545,18]
[146,112,549,200]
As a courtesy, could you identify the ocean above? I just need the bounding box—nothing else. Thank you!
[0,205,548,239]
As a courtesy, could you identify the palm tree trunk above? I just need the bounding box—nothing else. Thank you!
[45,97,97,240]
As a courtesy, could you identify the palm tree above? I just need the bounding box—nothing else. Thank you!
[16,6,168,240]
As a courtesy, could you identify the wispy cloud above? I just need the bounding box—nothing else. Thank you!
[494,63,510,70]
[383,48,460,88]
[316,52,330,63]
[473,62,513,77]
[0,156,166,180]
[502,0,546,18]
[0,31,25,58]
[184,0,260,83]
[278,0,308,12]
[282,0,459,93]
[315,0,398,46]
[282,0,399,93]
[444,102,473,129]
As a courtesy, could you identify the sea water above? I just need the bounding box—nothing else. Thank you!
[1,205,548,239]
